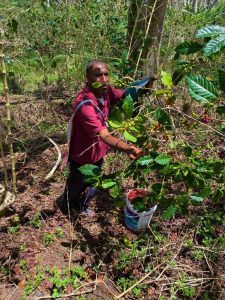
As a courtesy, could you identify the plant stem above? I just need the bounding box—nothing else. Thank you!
[0,41,16,193]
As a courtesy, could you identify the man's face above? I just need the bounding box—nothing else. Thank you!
[87,62,109,96]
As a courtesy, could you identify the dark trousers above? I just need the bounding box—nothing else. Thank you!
[64,159,103,210]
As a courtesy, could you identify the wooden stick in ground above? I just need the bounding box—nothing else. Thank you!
[0,133,8,188]
[0,41,16,193]
[45,137,62,180]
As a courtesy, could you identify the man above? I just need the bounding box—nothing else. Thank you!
[56,60,150,214]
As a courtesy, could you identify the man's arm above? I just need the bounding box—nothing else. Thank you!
[98,128,142,160]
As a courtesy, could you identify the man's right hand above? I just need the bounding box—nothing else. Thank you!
[125,145,142,160]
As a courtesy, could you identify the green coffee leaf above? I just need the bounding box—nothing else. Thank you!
[174,41,202,59]
[195,25,225,38]
[161,71,173,89]
[122,94,134,119]
[190,195,204,203]
[78,164,101,177]
[155,154,171,165]
[162,205,177,220]
[203,34,225,57]
[110,184,121,198]
[123,130,137,142]
[108,120,121,128]
[136,156,154,166]
[102,179,116,189]
[156,108,172,130]
[186,75,218,102]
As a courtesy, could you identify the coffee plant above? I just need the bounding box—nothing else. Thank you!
[79,24,225,219]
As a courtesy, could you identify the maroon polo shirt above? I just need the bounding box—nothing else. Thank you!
[69,85,124,165]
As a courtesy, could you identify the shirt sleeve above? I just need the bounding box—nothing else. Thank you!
[108,87,124,105]
[75,102,107,137]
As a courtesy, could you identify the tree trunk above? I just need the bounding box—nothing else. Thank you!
[127,0,168,77]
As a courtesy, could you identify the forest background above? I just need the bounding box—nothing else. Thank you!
[0,0,225,300]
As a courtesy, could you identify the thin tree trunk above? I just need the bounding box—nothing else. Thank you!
[127,0,168,76]
[0,41,16,194]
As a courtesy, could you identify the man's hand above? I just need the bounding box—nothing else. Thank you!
[125,145,142,160]
[99,128,142,160]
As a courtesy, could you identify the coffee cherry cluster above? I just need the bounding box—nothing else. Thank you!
[128,189,147,200]
[201,113,212,123]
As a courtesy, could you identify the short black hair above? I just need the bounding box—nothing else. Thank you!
[86,59,106,76]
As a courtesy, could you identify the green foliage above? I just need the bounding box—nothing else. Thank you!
[8,214,20,234]
[43,232,55,247]
[30,212,42,229]
[48,266,87,298]
[186,75,218,103]
[195,25,225,38]
[122,95,134,119]
[174,41,202,59]
[55,227,63,238]
[161,71,173,89]
[22,267,45,300]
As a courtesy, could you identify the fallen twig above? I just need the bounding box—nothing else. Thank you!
[45,137,62,180]
[35,280,101,300]
[115,262,164,300]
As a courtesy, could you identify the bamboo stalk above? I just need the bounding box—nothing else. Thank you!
[0,41,16,194]
[0,133,8,188]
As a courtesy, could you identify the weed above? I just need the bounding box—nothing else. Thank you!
[19,259,27,271]
[192,249,204,260]
[117,276,145,297]
[22,267,45,300]
[19,244,25,251]
[8,224,20,234]
[30,212,42,229]
[55,227,63,238]
[175,274,196,298]
[8,214,20,233]
[43,232,55,246]
[48,265,87,298]
[117,276,131,291]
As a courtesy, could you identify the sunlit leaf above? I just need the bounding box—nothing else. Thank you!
[136,156,154,166]
[108,120,121,128]
[190,195,204,203]
[78,164,101,177]
[110,184,121,198]
[102,179,116,189]
[123,130,137,142]
[155,154,171,165]
[195,25,225,38]
[203,34,225,56]
[161,71,173,89]
[186,75,218,102]
[91,82,102,89]
[122,94,134,119]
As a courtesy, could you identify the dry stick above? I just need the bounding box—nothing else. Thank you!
[134,0,158,78]
[115,235,185,299]
[0,41,16,193]
[0,134,8,187]
[45,137,62,180]
[115,262,164,300]
[35,280,100,300]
